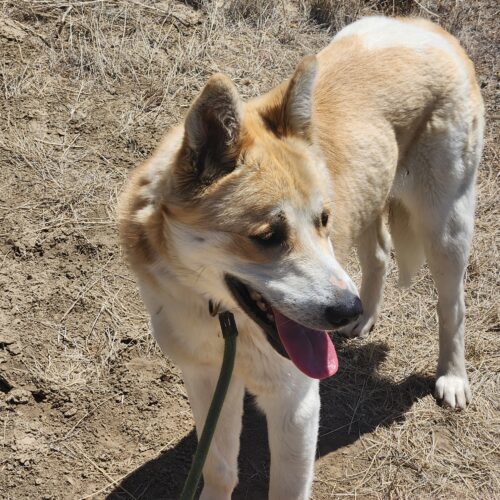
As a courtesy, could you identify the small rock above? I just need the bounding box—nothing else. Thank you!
[16,435,37,448]
[6,342,22,356]
[6,388,31,405]
[17,454,32,466]
[35,478,43,485]
[27,420,41,431]
[63,407,77,418]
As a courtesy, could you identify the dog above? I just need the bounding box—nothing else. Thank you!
[119,16,484,499]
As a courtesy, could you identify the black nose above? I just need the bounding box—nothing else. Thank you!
[324,293,363,329]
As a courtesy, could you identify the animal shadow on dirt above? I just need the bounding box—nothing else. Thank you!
[107,339,433,499]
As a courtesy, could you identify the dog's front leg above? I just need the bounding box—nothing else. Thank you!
[182,364,245,500]
[257,374,319,500]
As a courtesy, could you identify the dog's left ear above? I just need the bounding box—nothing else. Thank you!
[182,74,242,186]
[262,55,317,141]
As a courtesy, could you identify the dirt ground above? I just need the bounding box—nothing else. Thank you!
[0,1,498,499]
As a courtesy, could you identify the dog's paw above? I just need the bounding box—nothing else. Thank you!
[435,374,471,410]
[336,313,376,339]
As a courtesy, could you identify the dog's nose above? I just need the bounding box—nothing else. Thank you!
[324,293,363,329]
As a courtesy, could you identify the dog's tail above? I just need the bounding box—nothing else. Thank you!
[388,200,425,287]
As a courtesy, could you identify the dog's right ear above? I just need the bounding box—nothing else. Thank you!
[180,74,242,188]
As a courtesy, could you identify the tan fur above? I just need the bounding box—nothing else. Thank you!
[118,17,484,496]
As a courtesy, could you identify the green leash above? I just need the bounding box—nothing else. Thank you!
[180,311,238,500]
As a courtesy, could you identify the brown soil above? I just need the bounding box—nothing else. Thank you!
[0,1,498,499]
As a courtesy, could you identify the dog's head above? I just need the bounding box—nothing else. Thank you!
[160,56,361,378]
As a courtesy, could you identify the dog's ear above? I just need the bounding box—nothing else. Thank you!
[182,74,242,187]
[263,55,317,141]
[283,55,317,139]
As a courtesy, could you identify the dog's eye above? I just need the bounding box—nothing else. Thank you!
[321,210,329,227]
[250,230,284,248]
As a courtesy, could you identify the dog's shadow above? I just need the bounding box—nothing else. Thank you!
[107,339,433,499]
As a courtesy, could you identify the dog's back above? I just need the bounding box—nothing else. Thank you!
[316,17,483,271]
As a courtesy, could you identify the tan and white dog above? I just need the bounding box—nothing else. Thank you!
[119,16,484,499]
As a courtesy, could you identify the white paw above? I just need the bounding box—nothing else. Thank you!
[337,313,376,339]
[435,374,471,409]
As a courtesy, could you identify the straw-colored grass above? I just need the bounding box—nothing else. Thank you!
[0,1,497,498]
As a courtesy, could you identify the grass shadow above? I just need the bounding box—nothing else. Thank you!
[107,340,433,499]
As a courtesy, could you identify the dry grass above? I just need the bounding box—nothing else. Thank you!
[0,0,498,498]
[302,0,422,31]
[302,0,482,53]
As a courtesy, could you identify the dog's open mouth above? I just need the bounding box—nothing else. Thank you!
[225,275,338,379]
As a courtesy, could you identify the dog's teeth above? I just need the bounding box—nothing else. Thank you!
[257,301,267,311]
[250,291,262,301]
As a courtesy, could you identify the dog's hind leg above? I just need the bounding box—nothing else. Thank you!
[257,374,319,500]
[182,364,244,500]
[407,117,482,409]
[417,188,475,409]
[338,215,391,338]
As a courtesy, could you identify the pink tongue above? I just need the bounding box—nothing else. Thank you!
[273,309,338,379]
